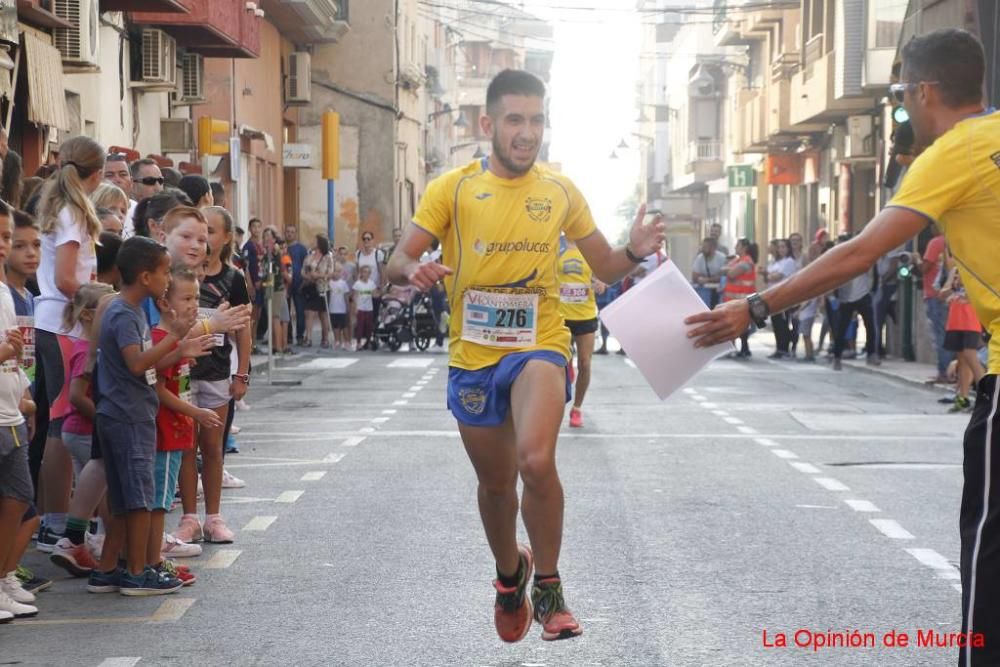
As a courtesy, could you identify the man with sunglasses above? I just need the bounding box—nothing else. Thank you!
[687,29,1000,666]
[129,158,165,201]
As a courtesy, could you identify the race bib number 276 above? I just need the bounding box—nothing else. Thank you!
[461,289,538,348]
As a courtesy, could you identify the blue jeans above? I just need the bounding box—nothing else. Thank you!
[291,287,306,342]
[924,297,955,376]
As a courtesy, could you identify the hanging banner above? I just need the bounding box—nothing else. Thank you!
[765,154,803,185]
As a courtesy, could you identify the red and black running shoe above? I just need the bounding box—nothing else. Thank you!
[493,544,534,643]
[532,577,583,641]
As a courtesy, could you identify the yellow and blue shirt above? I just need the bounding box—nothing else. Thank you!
[413,158,598,370]
[556,239,598,322]
[888,111,1000,373]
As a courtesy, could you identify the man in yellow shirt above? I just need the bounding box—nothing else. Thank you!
[387,70,664,643]
[688,29,1000,666]
[557,236,603,428]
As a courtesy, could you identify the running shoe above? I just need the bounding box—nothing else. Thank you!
[85,532,105,560]
[569,408,583,428]
[1,571,36,604]
[949,396,973,413]
[15,566,52,594]
[119,567,183,597]
[35,526,60,554]
[0,589,36,618]
[161,533,202,559]
[532,578,583,641]
[173,515,204,544]
[222,469,246,488]
[86,568,122,594]
[203,516,235,544]
[493,544,534,643]
[157,560,196,587]
[0,609,11,623]
[51,538,97,577]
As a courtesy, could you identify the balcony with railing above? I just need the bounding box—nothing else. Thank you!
[131,0,262,58]
[259,0,350,44]
[688,140,722,164]
[804,34,824,68]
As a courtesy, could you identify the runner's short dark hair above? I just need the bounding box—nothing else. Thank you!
[902,29,984,108]
[117,236,167,285]
[97,231,123,276]
[486,70,545,116]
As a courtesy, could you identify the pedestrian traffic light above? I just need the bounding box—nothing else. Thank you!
[322,111,340,180]
[198,117,230,156]
[897,263,912,279]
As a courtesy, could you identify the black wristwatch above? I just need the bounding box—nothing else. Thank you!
[747,293,770,328]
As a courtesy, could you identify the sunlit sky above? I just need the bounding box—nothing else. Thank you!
[530,2,642,240]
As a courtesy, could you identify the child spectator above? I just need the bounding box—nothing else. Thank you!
[327,266,351,350]
[96,208,123,236]
[32,137,105,554]
[173,207,250,545]
[96,231,122,289]
[263,227,291,355]
[89,236,195,596]
[352,265,377,351]
[942,268,985,412]
[0,203,40,619]
[151,264,221,581]
[8,211,39,319]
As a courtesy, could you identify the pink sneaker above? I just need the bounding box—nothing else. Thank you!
[203,516,235,544]
[569,408,583,428]
[173,515,203,544]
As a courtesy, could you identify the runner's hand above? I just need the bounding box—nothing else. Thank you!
[685,299,751,348]
[628,203,667,258]
[230,378,248,401]
[208,303,252,333]
[406,262,453,292]
[179,334,216,358]
[3,329,23,358]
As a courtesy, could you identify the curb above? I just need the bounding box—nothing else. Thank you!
[839,358,951,395]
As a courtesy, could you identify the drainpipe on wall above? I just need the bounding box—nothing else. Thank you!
[392,0,401,239]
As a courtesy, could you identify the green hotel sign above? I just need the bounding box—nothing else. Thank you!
[727,165,756,189]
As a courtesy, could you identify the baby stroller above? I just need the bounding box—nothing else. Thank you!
[373,292,441,352]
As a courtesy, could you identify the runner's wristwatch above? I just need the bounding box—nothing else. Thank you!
[232,373,251,386]
[747,293,770,328]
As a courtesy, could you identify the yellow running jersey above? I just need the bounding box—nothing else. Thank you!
[413,158,598,370]
[557,240,597,322]
[888,111,1000,373]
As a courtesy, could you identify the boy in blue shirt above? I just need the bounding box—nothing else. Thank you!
[89,237,199,596]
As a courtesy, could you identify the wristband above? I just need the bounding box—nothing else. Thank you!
[202,319,212,336]
[624,244,645,264]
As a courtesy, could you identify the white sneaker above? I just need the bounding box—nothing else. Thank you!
[229,425,241,435]
[0,608,12,623]
[221,469,245,489]
[235,399,251,412]
[0,589,37,618]
[161,533,202,559]
[1,571,35,604]
[85,532,105,561]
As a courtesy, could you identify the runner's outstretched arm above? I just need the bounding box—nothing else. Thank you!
[685,206,929,348]
[576,204,666,285]
[386,222,453,291]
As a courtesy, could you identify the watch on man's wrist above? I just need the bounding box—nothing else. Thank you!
[232,373,251,386]
[746,293,770,329]
[624,243,645,264]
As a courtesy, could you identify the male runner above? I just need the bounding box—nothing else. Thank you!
[687,29,1000,667]
[386,69,664,643]
[557,236,603,428]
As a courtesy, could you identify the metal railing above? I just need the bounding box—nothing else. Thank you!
[689,140,722,163]
[804,34,824,67]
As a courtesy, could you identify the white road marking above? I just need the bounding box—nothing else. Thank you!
[98,659,142,667]
[204,549,242,569]
[870,519,915,540]
[789,462,821,474]
[275,490,305,504]
[754,438,779,447]
[416,381,428,386]
[324,452,345,463]
[712,410,729,417]
[359,427,376,433]
[905,548,957,574]
[845,499,881,513]
[814,477,850,491]
[219,496,279,504]
[408,386,423,392]
[690,394,706,402]
[402,393,417,398]
[371,417,390,424]
[954,583,964,593]
[150,597,196,623]
[387,358,434,368]
[737,426,758,435]
[724,417,744,425]
[771,449,799,459]
[624,358,637,368]
[795,504,838,509]
[301,471,327,481]
[292,358,357,370]
[683,388,696,394]
[701,402,719,409]
[341,437,365,448]
[381,410,397,415]
[234,430,956,442]
[393,400,408,406]
[242,516,278,531]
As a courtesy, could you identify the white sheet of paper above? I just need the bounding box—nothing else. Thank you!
[599,260,734,400]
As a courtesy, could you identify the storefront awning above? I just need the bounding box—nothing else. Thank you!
[23,32,69,129]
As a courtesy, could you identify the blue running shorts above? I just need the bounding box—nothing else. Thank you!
[447,350,571,427]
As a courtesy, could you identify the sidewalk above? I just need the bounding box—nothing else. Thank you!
[749,332,951,396]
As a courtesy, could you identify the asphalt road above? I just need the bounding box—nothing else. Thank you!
[2,341,970,666]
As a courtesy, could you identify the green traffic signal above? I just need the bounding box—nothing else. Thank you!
[898,265,912,279]
[893,106,909,124]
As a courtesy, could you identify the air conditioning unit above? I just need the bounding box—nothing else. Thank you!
[286,52,311,105]
[160,118,193,153]
[139,29,177,91]
[53,0,100,68]
[174,53,205,105]
[845,115,874,158]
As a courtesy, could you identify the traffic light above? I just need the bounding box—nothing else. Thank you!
[322,111,340,180]
[198,117,230,156]
[897,263,912,279]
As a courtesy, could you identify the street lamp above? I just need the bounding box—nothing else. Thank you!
[428,103,468,128]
